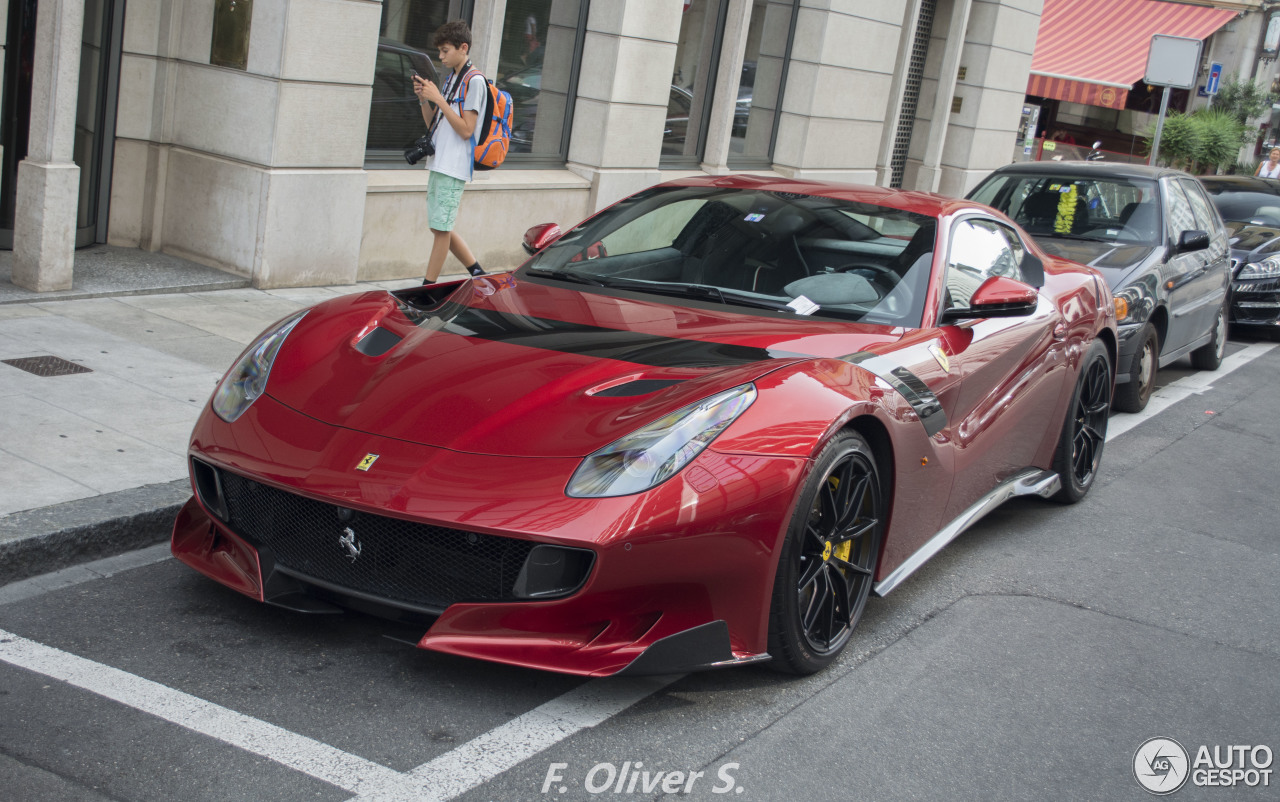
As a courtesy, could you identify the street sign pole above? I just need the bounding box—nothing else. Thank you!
[1144,35,1203,167]
[1150,86,1173,165]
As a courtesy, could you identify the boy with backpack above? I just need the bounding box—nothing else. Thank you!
[413,20,488,284]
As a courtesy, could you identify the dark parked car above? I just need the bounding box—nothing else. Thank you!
[366,38,438,151]
[969,162,1230,412]
[1197,175,1280,337]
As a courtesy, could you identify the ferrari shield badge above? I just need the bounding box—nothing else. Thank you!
[928,344,951,374]
[355,453,379,472]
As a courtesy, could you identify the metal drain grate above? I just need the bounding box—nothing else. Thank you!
[1,355,94,377]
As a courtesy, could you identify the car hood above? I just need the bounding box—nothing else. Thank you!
[262,277,902,458]
[1032,238,1159,290]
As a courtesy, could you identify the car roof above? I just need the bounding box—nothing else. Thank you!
[655,174,982,218]
[981,161,1189,182]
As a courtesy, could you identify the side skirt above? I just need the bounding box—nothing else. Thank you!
[873,468,1060,597]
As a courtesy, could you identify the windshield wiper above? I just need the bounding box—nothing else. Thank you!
[600,277,795,312]
[523,268,608,286]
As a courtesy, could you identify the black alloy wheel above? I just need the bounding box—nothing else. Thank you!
[1052,339,1112,503]
[768,431,883,674]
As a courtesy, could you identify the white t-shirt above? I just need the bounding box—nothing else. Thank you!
[427,70,486,182]
[1260,161,1280,179]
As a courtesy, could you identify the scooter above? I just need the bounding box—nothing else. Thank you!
[1086,141,1105,161]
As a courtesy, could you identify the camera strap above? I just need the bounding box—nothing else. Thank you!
[426,61,473,142]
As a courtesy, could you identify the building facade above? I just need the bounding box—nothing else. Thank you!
[1,0,1044,290]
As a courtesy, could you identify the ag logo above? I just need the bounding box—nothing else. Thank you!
[355,453,379,472]
[1134,737,1189,795]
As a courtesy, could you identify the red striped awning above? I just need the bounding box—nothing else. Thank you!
[1027,0,1236,109]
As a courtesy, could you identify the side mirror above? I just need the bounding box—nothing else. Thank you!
[1092,140,1102,149]
[942,276,1038,321]
[523,223,563,255]
[1176,229,1210,253]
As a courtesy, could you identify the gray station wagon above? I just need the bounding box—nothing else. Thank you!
[969,162,1230,412]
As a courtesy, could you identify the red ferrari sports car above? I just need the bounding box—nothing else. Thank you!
[172,175,1117,676]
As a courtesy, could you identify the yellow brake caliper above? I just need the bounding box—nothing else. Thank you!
[826,476,853,563]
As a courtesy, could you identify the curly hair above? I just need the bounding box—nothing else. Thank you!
[433,20,472,51]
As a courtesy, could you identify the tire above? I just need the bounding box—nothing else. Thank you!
[1189,300,1228,371]
[1051,339,1112,504]
[767,431,884,674]
[1112,323,1157,413]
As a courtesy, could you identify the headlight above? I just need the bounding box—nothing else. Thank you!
[211,310,307,422]
[566,384,757,498]
[1238,258,1280,279]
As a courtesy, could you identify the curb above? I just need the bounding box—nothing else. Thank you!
[0,479,192,586]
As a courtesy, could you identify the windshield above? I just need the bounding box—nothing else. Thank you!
[970,174,1160,246]
[520,186,936,327]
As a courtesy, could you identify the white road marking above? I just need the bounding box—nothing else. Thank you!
[373,674,682,802]
[0,628,409,797]
[1107,341,1277,441]
[0,622,678,801]
[2,340,1273,800]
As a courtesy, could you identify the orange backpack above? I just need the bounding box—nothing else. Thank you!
[460,68,512,171]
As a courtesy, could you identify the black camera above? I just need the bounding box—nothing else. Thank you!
[404,134,434,165]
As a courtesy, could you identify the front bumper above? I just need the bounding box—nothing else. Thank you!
[173,396,806,676]
[1230,276,1280,329]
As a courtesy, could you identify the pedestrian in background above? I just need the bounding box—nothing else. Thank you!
[1257,148,1280,178]
[414,20,486,284]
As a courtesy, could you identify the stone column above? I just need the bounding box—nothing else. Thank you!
[701,0,752,173]
[875,0,929,187]
[14,0,85,292]
[567,0,683,212]
[914,0,972,193]
[931,0,1041,197]
[772,1,911,184]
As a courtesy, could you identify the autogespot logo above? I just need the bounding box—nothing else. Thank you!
[1134,737,1190,795]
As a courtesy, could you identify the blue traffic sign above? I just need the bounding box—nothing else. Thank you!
[1207,62,1223,95]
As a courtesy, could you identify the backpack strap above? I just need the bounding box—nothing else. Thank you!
[459,67,483,105]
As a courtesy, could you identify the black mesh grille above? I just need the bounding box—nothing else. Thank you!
[218,472,539,608]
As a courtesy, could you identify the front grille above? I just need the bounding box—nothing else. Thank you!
[218,472,538,609]
[1234,276,1280,293]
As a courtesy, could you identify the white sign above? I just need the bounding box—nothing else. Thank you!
[1145,34,1203,89]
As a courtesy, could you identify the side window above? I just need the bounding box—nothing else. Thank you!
[1179,178,1222,234]
[944,219,1025,309]
[1164,180,1198,241]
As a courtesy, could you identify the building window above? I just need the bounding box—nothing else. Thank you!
[663,0,729,167]
[495,0,589,165]
[366,1,471,162]
[727,0,799,168]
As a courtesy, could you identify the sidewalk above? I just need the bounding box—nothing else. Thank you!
[0,246,462,584]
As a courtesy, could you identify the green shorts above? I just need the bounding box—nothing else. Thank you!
[427,171,466,231]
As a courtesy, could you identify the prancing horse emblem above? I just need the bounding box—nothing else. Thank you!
[339,527,362,562]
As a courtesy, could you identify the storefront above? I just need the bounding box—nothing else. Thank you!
[3,0,1043,290]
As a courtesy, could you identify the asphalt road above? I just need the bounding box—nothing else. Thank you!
[1,338,1277,802]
